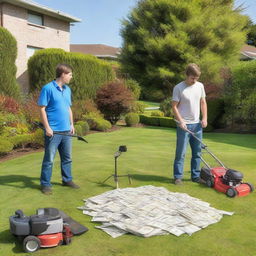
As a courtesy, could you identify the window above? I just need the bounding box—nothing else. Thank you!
[27,46,43,59]
[28,11,43,26]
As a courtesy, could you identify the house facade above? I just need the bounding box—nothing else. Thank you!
[0,0,80,92]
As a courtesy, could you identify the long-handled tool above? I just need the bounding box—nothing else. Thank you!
[34,122,88,143]
[184,128,225,169]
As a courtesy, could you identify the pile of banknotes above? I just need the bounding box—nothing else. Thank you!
[78,185,233,238]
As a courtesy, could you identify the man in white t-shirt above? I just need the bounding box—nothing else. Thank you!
[172,63,207,185]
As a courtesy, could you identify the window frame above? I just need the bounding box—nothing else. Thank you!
[27,11,44,27]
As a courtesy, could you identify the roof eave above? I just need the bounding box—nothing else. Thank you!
[0,0,81,22]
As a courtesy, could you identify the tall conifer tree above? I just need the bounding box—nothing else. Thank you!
[120,0,248,98]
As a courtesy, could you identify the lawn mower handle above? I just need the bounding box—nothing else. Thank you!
[184,127,226,168]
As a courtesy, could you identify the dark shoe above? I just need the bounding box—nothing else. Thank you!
[62,180,80,189]
[41,186,52,195]
[174,178,183,185]
[192,177,205,184]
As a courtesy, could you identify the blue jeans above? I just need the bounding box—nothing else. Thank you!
[40,132,72,187]
[173,123,202,180]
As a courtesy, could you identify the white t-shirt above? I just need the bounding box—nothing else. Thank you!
[172,81,206,124]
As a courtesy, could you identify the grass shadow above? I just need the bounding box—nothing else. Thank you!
[0,175,40,189]
[0,175,65,190]
[0,229,23,253]
[131,174,171,183]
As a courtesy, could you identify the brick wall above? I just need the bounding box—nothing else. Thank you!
[1,2,70,93]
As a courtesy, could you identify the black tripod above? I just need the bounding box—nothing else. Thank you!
[102,146,132,189]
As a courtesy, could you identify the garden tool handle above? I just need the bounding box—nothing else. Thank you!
[183,127,207,149]
[184,127,226,168]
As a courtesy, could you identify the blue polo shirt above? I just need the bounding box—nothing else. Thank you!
[38,80,72,131]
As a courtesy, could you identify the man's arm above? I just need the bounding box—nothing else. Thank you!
[200,97,207,128]
[69,107,75,134]
[172,101,187,130]
[39,106,53,137]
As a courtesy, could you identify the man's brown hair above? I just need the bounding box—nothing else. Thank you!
[185,63,201,77]
[56,63,72,78]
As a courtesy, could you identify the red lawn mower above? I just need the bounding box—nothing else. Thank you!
[9,208,88,253]
[186,129,254,198]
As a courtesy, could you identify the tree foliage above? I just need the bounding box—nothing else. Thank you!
[224,61,256,129]
[0,27,20,98]
[246,20,256,46]
[28,48,115,100]
[96,81,134,124]
[120,0,248,98]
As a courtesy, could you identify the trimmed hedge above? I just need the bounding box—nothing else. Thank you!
[159,117,176,128]
[28,48,115,100]
[139,114,176,128]
[151,110,164,117]
[0,27,20,98]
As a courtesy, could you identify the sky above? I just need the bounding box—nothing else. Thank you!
[34,0,256,47]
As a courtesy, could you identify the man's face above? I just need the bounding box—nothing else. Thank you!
[186,75,199,85]
[61,72,73,84]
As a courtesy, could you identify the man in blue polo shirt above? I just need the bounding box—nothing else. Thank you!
[38,63,79,195]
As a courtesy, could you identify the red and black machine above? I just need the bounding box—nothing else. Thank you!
[9,208,88,253]
[187,129,254,198]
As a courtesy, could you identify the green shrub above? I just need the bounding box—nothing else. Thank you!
[0,112,17,127]
[160,98,172,117]
[1,123,29,137]
[72,99,100,121]
[82,112,103,130]
[0,138,13,155]
[28,48,115,100]
[0,27,20,98]
[82,112,111,131]
[139,114,176,128]
[95,119,112,131]
[207,98,224,129]
[151,110,164,117]
[130,101,146,114]
[124,79,141,100]
[74,124,83,136]
[8,134,33,149]
[75,121,89,135]
[224,61,256,128]
[31,129,44,146]
[125,113,140,127]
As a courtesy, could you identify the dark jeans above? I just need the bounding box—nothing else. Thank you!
[173,123,202,180]
[40,132,72,187]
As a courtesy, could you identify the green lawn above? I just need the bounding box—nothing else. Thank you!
[138,100,160,108]
[1,126,256,256]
